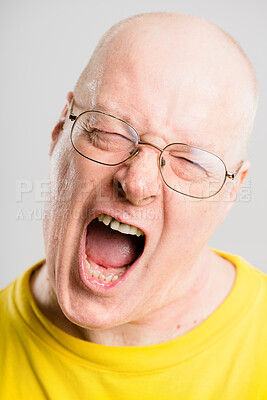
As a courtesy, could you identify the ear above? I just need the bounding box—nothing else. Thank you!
[49,91,73,156]
[227,160,250,203]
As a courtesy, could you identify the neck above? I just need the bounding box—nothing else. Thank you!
[30,249,236,346]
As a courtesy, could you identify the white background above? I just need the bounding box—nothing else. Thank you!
[1,0,266,289]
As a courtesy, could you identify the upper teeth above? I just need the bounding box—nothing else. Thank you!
[97,214,144,237]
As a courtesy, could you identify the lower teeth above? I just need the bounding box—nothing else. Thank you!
[86,259,126,282]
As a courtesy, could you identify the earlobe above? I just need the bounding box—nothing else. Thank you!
[239,160,250,186]
[49,105,67,156]
[228,160,250,203]
[49,91,74,156]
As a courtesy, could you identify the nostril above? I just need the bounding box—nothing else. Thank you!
[117,181,123,191]
[114,180,126,198]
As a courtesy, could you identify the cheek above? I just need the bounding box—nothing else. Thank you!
[164,193,229,250]
[43,142,118,241]
[49,143,114,205]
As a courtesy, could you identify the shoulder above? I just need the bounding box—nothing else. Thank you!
[213,249,267,315]
[0,281,14,315]
[226,253,267,326]
[214,249,267,284]
[0,261,44,327]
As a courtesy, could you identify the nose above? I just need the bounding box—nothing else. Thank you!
[113,145,162,206]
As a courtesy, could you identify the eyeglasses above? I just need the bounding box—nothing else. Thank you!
[69,100,243,199]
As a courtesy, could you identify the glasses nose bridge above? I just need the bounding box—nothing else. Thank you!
[138,141,163,154]
[134,141,165,168]
[125,140,165,177]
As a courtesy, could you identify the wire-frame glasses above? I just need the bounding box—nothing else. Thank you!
[69,100,243,199]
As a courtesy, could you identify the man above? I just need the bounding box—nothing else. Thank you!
[1,12,266,399]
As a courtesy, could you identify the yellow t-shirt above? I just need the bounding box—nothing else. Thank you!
[0,252,267,400]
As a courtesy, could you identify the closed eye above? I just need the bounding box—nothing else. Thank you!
[169,155,208,182]
[179,157,207,173]
[83,128,135,152]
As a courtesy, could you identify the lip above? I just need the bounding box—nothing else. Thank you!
[78,212,146,294]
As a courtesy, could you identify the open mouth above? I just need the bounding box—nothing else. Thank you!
[81,213,145,288]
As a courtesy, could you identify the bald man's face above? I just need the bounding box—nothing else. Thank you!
[44,22,245,329]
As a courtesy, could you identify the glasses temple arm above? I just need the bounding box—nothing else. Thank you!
[226,160,244,180]
[69,98,76,121]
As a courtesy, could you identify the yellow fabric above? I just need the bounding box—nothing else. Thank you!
[1,252,267,399]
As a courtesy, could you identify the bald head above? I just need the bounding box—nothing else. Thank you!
[75,13,258,160]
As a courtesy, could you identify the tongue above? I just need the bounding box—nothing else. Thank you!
[86,219,142,268]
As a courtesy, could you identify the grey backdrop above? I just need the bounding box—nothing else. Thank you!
[1,0,266,289]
